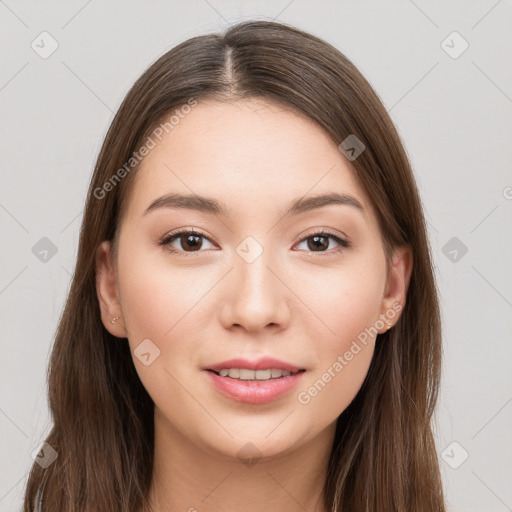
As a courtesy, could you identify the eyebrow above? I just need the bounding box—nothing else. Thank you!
[143,191,365,218]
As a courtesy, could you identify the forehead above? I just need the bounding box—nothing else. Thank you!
[123,98,371,220]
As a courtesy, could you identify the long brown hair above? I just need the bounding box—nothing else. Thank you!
[23,20,445,511]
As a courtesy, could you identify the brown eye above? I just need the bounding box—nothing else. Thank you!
[159,230,216,255]
[178,233,203,251]
[307,235,329,251]
[295,231,351,254]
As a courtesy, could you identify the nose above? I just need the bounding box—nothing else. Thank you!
[218,252,291,333]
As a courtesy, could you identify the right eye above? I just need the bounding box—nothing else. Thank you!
[159,229,217,256]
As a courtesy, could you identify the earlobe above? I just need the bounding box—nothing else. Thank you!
[95,241,126,338]
[378,245,413,332]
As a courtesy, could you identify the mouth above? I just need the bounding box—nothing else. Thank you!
[202,357,307,404]
[207,368,305,380]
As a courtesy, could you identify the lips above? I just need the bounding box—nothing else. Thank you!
[205,357,304,373]
[202,357,306,404]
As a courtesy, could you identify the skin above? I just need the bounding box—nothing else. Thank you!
[96,98,412,512]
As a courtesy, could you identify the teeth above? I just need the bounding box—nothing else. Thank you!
[217,368,293,380]
[239,369,255,380]
[255,369,271,380]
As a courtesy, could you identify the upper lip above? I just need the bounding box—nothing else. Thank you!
[204,357,304,373]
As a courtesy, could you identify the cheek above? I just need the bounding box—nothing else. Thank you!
[301,257,385,344]
[117,244,214,343]
[295,261,385,414]
[115,252,213,406]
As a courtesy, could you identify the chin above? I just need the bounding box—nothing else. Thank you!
[194,421,308,463]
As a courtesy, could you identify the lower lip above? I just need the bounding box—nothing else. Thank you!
[203,370,306,405]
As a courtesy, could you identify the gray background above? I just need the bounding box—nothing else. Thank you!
[1,1,511,510]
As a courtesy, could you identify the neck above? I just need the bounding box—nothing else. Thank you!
[143,407,335,512]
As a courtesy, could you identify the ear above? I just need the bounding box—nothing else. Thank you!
[378,245,413,333]
[95,240,126,338]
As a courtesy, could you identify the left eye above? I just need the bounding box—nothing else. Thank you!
[294,231,350,254]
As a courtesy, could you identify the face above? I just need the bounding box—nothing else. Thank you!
[96,98,410,461]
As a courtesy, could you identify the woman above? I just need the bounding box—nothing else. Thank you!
[23,19,446,512]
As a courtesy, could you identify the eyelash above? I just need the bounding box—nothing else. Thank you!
[158,228,351,257]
